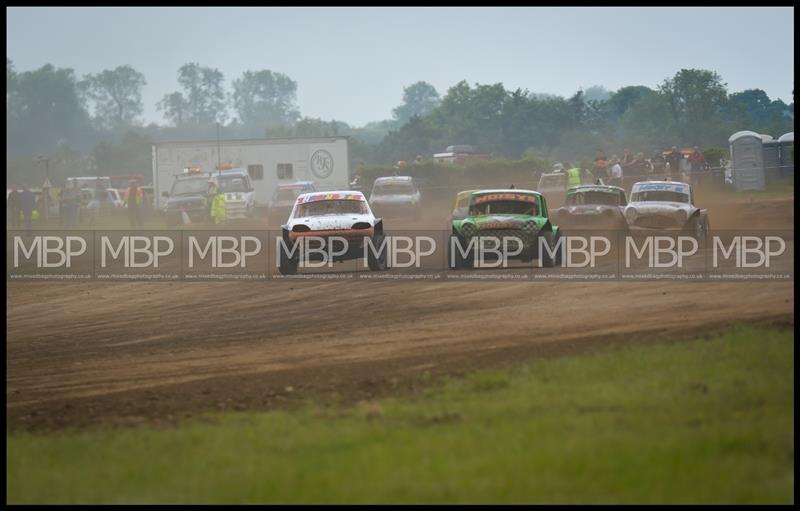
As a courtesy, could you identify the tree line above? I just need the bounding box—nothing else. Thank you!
[5,58,794,186]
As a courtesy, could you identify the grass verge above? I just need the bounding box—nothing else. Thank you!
[7,325,794,504]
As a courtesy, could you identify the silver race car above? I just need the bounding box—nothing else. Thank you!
[623,181,709,239]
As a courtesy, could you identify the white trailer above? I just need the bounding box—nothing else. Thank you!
[152,136,350,209]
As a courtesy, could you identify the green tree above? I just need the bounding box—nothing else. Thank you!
[378,115,440,163]
[6,64,95,157]
[83,65,146,129]
[160,63,227,125]
[582,85,612,104]
[606,86,654,118]
[392,81,441,125]
[430,80,508,151]
[620,92,677,151]
[659,69,728,145]
[7,59,16,138]
[729,89,772,122]
[728,89,794,136]
[265,117,348,138]
[232,70,300,127]
[6,58,15,95]
[499,92,578,158]
[157,92,188,127]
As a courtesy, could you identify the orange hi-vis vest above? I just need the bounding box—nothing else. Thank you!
[125,186,143,207]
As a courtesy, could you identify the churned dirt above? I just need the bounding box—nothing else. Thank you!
[5,195,794,432]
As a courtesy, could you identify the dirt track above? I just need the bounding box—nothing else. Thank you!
[6,196,795,432]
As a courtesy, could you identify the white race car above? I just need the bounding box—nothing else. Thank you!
[279,191,388,275]
[623,181,709,239]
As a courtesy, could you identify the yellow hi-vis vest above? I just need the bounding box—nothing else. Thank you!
[567,168,582,188]
[211,193,226,224]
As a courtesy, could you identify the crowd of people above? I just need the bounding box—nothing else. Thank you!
[7,177,153,231]
[588,146,708,187]
[6,185,39,233]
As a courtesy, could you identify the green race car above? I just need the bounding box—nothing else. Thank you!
[448,189,564,269]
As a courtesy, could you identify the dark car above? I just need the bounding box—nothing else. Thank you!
[161,173,213,227]
[549,184,628,230]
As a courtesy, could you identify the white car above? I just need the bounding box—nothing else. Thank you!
[86,188,125,210]
[279,191,388,275]
[537,172,567,209]
[624,181,709,239]
[107,188,125,208]
[216,169,256,221]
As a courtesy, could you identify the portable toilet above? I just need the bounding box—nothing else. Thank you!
[777,132,794,178]
[761,134,781,182]
[728,131,765,191]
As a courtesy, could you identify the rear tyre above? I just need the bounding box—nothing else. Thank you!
[278,232,298,276]
[278,251,298,276]
[540,230,563,268]
[692,216,709,243]
[448,234,473,270]
[367,233,388,271]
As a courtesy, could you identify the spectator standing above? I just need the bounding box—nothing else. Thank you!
[565,163,583,189]
[124,179,144,229]
[608,156,623,188]
[61,185,79,228]
[629,152,650,177]
[57,187,65,226]
[8,185,21,228]
[18,186,36,234]
[592,150,608,182]
[621,148,633,165]
[665,146,682,180]
[688,146,706,187]
[651,150,666,178]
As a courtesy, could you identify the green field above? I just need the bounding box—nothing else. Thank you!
[7,325,794,504]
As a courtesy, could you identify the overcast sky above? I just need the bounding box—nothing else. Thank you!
[7,6,795,127]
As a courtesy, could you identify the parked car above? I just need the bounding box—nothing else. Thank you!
[216,168,256,222]
[161,171,214,227]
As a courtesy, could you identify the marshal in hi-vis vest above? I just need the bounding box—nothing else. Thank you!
[567,168,582,188]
